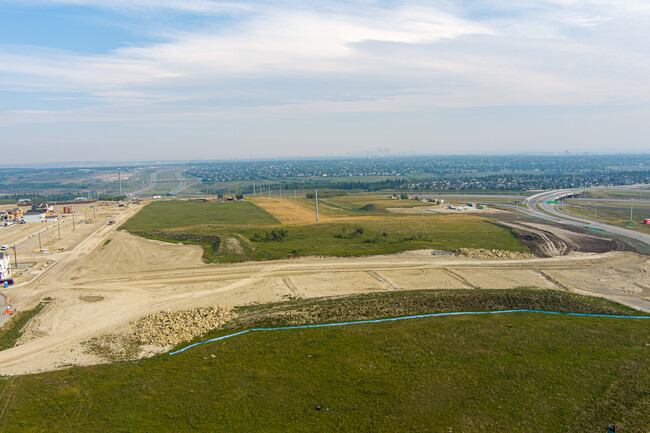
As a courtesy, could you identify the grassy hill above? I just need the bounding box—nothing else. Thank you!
[0,290,648,432]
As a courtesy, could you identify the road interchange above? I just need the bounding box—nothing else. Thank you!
[523,187,650,249]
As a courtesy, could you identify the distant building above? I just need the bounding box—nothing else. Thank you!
[0,252,11,280]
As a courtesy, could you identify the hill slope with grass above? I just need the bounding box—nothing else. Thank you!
[0,290,648,432]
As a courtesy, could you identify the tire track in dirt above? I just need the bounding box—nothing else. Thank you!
[535,270,571,292]
[367,270,398,290]
[443,268,477,289]
[283,276,301,297]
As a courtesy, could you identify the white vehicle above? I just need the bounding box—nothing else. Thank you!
[1,245,8,251]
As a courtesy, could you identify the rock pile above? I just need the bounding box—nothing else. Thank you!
[132,306,236,347]
[454,248,536,260]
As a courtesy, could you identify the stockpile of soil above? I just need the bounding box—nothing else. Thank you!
[132,306,236,347]
[454,248,536,260]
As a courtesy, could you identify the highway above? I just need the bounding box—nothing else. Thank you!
[523,188,650,249]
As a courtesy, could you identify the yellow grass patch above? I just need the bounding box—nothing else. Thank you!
[250,197,347,225]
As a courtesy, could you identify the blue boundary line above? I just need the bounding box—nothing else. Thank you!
[168,309,650,356]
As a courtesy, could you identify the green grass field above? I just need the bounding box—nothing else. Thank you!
[235,218,525,261]
[562,204,650,235]
[123,199,527,262]
[121,200,279,231]
[0,290,647,432]
[582,189,650,200]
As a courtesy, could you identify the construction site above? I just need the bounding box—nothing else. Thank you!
[0,192,647,376]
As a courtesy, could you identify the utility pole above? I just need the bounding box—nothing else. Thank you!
[38,230,42,251]
[253,182,255,197]
[57,219,61,239]
[268,186,271,199]
[294,190,297,212]
[72,213,75,231]
[118,168,122,198]
[279,186,282,205]
[594,201,597,221]
[13,245,17,268]
[631,198,634,221]
[315,190,319,222]
[421,194,424,220]
[516,198,519,217]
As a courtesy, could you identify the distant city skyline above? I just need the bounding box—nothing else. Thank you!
[1,1,649,164]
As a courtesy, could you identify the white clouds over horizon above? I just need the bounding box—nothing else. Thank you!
[1,1,649,162]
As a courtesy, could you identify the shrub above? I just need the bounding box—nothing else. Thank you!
[334,226,364,239]
[251,229,288,242]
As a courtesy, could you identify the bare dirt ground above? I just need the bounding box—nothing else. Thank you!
[497,218,634,257]
[1,204,649,375]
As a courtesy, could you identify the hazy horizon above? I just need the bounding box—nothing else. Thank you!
[2,1,649,164]
[3,151,650,170]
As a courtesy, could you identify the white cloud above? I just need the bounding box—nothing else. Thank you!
[1,0,650,147]
[0,0,251,14]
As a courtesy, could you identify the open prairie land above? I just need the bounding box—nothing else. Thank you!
[122,198,527,263]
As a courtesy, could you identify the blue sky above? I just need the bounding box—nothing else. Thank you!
[1,0,649,163]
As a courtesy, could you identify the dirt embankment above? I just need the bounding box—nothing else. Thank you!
[497,219,636,257]
[69,230,204,279]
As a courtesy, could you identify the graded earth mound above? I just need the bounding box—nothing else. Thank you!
[70,230,204,278]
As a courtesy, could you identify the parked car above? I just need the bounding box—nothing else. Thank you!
[1,245,9,251]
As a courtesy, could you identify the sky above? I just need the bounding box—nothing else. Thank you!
[1,0,649,164]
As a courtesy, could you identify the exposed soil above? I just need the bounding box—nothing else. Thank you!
[219,237,245,255]
[494,216,636,257]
